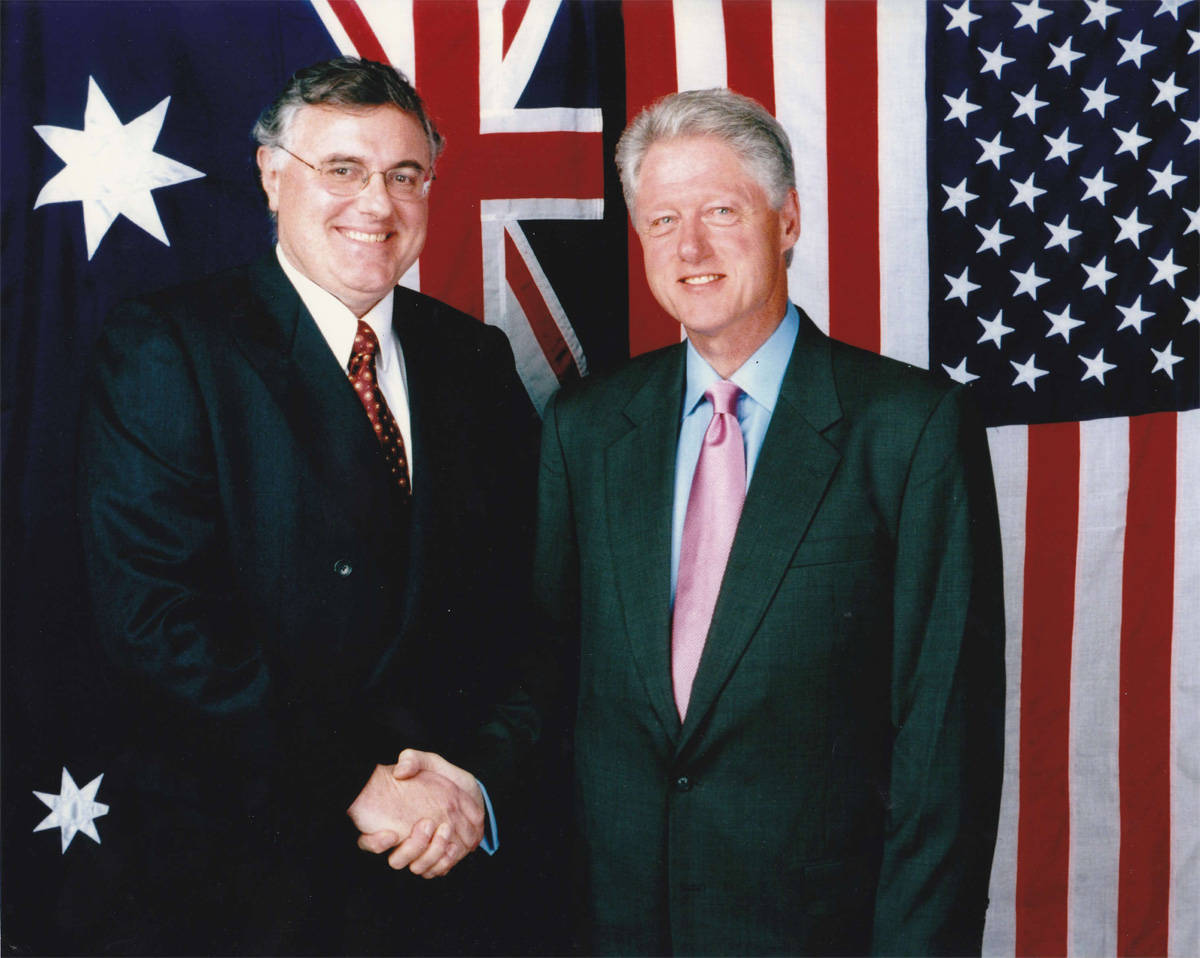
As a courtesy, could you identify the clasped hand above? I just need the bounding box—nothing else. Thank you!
[347,749,485,878]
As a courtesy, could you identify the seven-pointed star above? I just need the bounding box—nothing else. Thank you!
[1151,341,1183,378]
[980,42,1016,78]
[946,1,981,35]
[1113,208,1151,248]
[945,266,981,304]
[977,218,1014,255]
[33,767,109,853]
[1082,255,1117,293]
[1045,305,1085,342]
[942,177,978,215]
[978,310,1015,347]
[1011,354,1049,390]
[1049,37,1085,73]
[1114,123,1152,158]
[1117,30,1155,68]
[1080,167,1117,204]
[33,77,204,260]
[1117,295,1154,333]
[1045,214,1082,252]
[1080,349,1117,384]
[976,131,1014,168]
[1081,78,1119,117]
[1149,251,1186,288]
[1013,84,1049,122]
[1148,161,1186,198]
[1152,72,1186,110]
[1011,172,1047,210]
[945,88,981,126]
[1013,0,1053,32]
[942,357,981,384]
[1083,0,1119,28]
[1011,262,1049,299]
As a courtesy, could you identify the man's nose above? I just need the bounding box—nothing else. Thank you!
[354,171,394,213]
[676,216,710,262]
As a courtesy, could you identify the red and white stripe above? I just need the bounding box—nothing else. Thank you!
[310,2,1199,953]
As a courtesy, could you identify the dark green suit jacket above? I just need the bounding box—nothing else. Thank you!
[535,309,1004,956]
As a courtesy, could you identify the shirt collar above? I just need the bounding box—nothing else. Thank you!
[682,303,800,418]
[275,244,397,370]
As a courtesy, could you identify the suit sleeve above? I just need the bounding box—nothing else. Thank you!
[871,387,1005,956]
[77,304,275,791]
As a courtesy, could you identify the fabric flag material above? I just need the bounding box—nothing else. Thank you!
[2,1,1196,955]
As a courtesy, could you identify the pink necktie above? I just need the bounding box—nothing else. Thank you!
[672,380,746,719]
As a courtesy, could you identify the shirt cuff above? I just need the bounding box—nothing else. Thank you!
[476,779,499,855]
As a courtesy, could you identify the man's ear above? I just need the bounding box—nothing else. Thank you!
[256,146,281,212]
[779,187,801,253]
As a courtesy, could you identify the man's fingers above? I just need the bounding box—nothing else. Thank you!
[408,822,453,877]
[357,829,400,854]
[386,819,436,871]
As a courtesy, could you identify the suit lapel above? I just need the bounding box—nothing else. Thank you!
[678,311,844,749]
[605,348,686,738]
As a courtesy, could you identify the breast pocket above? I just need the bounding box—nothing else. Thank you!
[788,533,881,568]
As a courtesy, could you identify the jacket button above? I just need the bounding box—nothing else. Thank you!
[674,776,692,792]
[333,560,353,577]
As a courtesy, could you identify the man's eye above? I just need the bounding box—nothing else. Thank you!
[327,166,358,178]
[387,171,415,186]
[649,215,674,229]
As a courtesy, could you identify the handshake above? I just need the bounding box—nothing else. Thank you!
[347,749,486,879]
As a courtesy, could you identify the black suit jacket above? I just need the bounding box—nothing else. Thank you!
[535,309,1005,956]
[77,253,543,953]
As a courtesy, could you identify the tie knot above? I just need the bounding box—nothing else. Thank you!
[351,320,380,363]
[706,380,742,417]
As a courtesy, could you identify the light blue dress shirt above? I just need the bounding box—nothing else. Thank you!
[670,303,800,600]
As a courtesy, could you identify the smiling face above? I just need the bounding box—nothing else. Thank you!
[257,104,431,317]
[633,135,799,374]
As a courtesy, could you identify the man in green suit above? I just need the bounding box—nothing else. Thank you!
[535,89,1005,956]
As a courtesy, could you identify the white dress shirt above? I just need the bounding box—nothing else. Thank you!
[276,245,415,479]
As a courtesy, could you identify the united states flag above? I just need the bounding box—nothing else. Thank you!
[2,1,1196,954]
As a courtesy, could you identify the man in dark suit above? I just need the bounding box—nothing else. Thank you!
[535,89,1005,955]
[77,57,543,954]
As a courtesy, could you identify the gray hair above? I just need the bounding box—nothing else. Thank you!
[253,56,444,167]
[615,88,796,218]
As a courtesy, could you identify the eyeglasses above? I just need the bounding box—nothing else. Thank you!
[278,146,433,200]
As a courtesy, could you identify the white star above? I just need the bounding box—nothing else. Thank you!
[1013,84,1049,122]
[1082,0,1119,28]
[942,177,979,216]
[946,1,981,35]
[1151,340,1183,379]
[1148,161,1186,198]
[942,357,981,384]
[1186,207,1200,235]
[1013,0,1053,32]
[1156,0,1193,20]
[1080,349,1117,384]
[945,266,981,305]
[1117,295,1155,333]
[978,310,1015,348]
[33,768,109,853]
[1081,78,1120,117]
[1011,172,1047,211]
[1183,117,1200,145]
[1149,251,1186,288]
[980,42,1016,79]
[1012,262,1050,299]
[1114,122,1152,158]
[976,131,1014,169]
[1080,167,1117,205]
[1045,214,1082,252]
[1184,294,1199,324]
[977,218,1014,255]
[1010,354,1049,390]
[945,88,981,126]
[33,78,204,260]
[1045,305,1085,342]
[1153,72,1187,110]
[1117,30,1155,68]
[1191,29,1200,53]
[1049,37,1085,73]
[1113,208,1151,248]
[1082,255,1117,293]
[1044,127,1081,163]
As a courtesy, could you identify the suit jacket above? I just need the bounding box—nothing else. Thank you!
[535,309,1005,956]
[76,253,543,953]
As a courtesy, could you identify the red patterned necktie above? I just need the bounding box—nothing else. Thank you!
[671,380,746,719]
[347,319,411,496]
